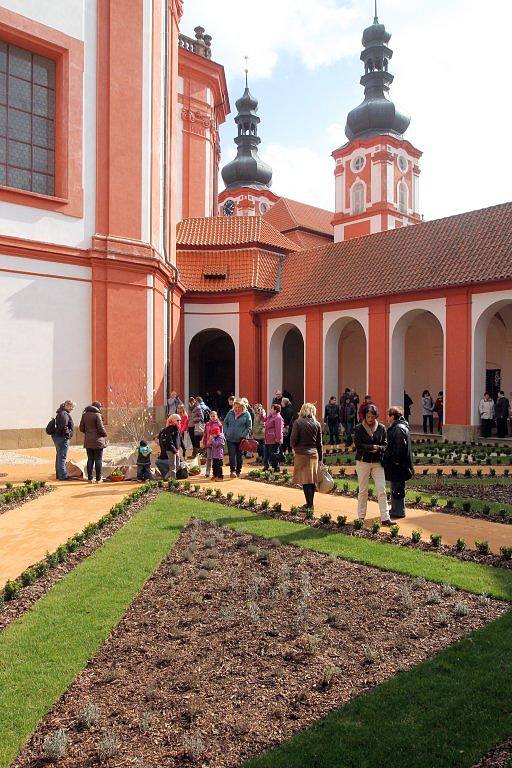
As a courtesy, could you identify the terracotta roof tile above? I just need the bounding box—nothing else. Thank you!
[256,202,512,313]
[177,248,282,293]
[264,197,333,238]
[177,216,296,252]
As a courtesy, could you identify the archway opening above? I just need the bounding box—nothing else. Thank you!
[391,310,444,429]
[282,327,304,410]
[473,301,512,426]
[324,317,367,407]
[189,329,235,413]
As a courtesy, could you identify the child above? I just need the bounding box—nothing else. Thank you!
[201,410,222,477]
[210,429,225,480]
[136,439,152,481]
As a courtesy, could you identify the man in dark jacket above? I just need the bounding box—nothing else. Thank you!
[324,397,341,450]
[495,391,510,438]
[53,400,75,480]
[383,406,414,519]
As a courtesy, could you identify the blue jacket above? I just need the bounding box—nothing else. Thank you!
[223,409,252,443]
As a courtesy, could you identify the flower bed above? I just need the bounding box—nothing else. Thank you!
[0,480,51,516]
[0,482,161,632]
[13,519,505,768]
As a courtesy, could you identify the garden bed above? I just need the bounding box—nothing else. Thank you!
[473,739,512,768]
[0,483,160,632]
[13,519,506,768]
[409,481,512,507]
[0,480,51,517]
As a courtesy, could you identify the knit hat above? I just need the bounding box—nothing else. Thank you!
[209,423,221,437]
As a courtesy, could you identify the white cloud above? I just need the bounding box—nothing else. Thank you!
[264,143,334,211]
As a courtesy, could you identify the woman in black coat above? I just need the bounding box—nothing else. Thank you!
[383,406,414,519]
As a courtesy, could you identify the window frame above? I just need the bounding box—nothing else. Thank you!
[0,7,83,217]
[398,180,408,214]
[351,181,365,215]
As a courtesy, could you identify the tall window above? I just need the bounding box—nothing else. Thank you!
[398,181,408,213]
[0,41,55,195]
[351,181,365,215]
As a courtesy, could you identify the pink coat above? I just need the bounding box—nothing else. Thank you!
[264,412,284,445]
[202,420,222,448]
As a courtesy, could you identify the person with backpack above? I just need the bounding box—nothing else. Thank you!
[196,396,211,423]
[79,402,108,483]
[48,400,76,480]
[159,414,181,478]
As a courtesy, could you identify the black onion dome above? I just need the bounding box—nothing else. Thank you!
[344,17,410,141]
[235,87,258,115]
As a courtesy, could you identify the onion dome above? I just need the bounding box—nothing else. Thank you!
[221,78,273,191]
[345,14,410,141]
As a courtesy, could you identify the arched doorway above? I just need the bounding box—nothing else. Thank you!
[189,329,235,411]
[268,322,305,410]
[473,298,512,425]
[391,309,444,429]
[324,316,367,406]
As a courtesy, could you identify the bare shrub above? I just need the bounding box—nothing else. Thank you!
[181,731,206,760]
[77,702,99,729]
[43,729,69,761]
[97,732,119,762]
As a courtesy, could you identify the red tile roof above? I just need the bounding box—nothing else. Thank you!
[177,215,296,252]
[177,248,282,293]
[256,202,512,313]
[264,197,333,238]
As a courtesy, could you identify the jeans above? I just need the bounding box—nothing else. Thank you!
[188,427,201,453]
[166,451,179,479]
[355,460,390,522]
[264,443,280,471]
[390,480,406,518]
[345,420,355,443]
[137,464,152,481]
[212,458,223,479]
[497,418,508,438]
[423,415,434,433]
[52,435,69,480]
[303,483,316,508]
[86,448,103,481]
[227,440,243,474]
[327,421,340,446]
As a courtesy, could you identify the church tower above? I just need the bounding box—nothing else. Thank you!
[332,10,422,242]
[218,73,278,217]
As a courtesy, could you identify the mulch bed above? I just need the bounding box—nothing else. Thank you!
[410,482,512,507]
[0,485,53,517]
[0,488,161,634]
[473,739,512,768]
[13,520,507,768]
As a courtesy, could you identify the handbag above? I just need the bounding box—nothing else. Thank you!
[194,421,205,437]
[316,462,335,494]
[239,437,258,453]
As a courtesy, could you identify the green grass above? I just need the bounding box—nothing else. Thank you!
[243,609,512,768]
[1,492,512,767]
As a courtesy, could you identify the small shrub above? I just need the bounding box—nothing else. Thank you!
[464,468,471,477]
[455,537,466,552]
[430,496,438,507]
[43,729,69,761]
[353,518,364,530]
[247,496,257,508]
[45,550,59,568]
[319,665,339,689]
[475,540,490,556]
[415,494,422,504]
[204,487,213,497]
[500,546,512,561]
[181,732,206,760]
[272,502,282,513]
[247,544,258,555]
[490,467,497,477]
[182,481,191,491]
[200,558,216,571]
[362,645,379,664]
[97,732,119,762]
[169,564,181,577]
[441,583,456,597]
[454,601,469,617]
[370,519,381,534]
[304,507,314,519]
[411,529,422,543]
[476,469,483,478]
[451,469,458,477]
[78,702,100,729]
[400,587,414,611]
[257,549,270,563]
[226,491,234,501]
[198,569,209,580]
[261,498,270,509]
[20,567,37,587]
[236,494,246,505]
[389,524,400,538]
[299,634,321,655]
[462,501,471,512]
[481,504,491,515]
[3,579,20,601]
[319,512,332,525]
[5,481,13,489]
[445,498,455,509]
[435,610,449,627]
[183,548,194,562]
[35,559,50,577]
[337,514,347,527]
[214,488,222,499]
[430,533,442,548]
[427,590,441,604]
[268,538,281,548]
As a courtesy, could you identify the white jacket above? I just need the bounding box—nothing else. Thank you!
[479,399,495,420]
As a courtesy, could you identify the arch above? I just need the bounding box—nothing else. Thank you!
[472,291,512,425]
[390,301,445,428]
[323,310,368,408]
[267,318,305,410]
[188,329,235,409]
[398,180,408,213]
[351,181,365,215]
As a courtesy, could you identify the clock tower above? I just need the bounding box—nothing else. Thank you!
[332,10,422,242]
[218,73,278,217]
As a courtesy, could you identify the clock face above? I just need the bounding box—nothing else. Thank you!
[259,201,269,214]
[351,155,365,172]
[223,199,235,216]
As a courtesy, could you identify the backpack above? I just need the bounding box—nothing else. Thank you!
[46,417,57,436]
[176,461,189,480]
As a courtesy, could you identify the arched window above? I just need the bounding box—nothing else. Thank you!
[398,181,408,213]
[351,182,365,215]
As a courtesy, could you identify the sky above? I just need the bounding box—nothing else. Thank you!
[181,1,512,221]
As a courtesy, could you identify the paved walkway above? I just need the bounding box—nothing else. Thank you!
[0,448,511,587]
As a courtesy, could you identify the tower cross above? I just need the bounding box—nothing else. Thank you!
[244,55,249,88]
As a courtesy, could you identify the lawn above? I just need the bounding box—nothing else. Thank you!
[1,492,511,767]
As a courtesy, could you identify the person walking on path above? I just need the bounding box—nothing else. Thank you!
[136,440,152,481]
[404,391,413,423]
[79,401,108,483]
[188,397,204,458]
[223,398,252,477]
[264,403,284,472]
[177,403,189,456]
[166,391,182,417]
[479,392,495,438]
[324,396,341,451]
[383,406,414,519]
[495,391,510,438]
[290,402,323,512]
[421,390,435,434]
[252,404,266,462]
[52,400,75,481]
[354,404,392,525]
[281,397,295,456]
[201,411,223,477]
[434,391,444,434]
